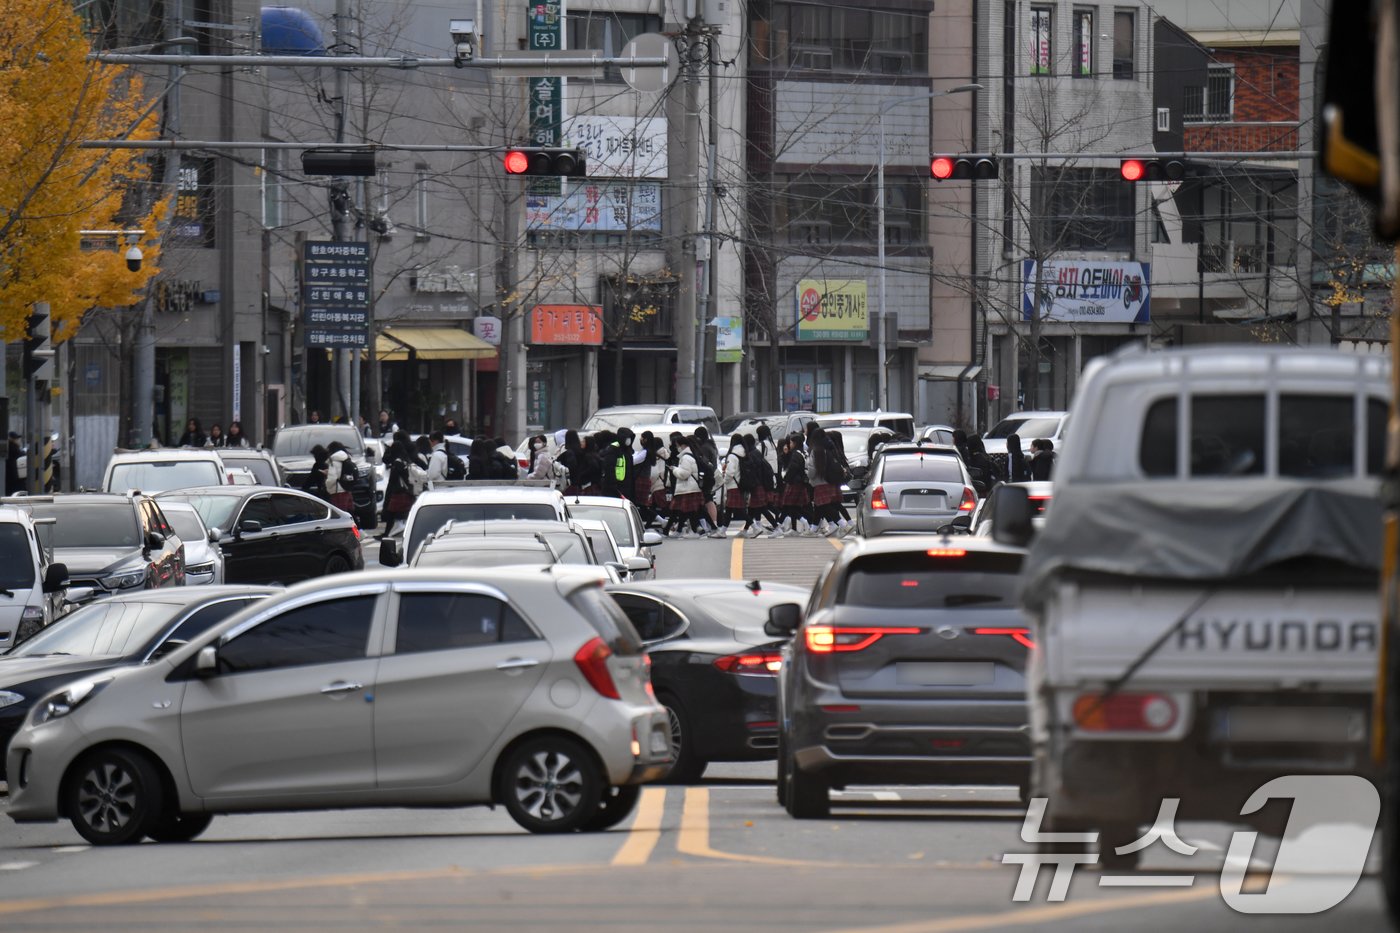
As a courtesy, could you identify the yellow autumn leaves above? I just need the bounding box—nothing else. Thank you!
[0,0,164,342]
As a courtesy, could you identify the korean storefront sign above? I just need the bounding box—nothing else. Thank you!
[302,240,370,349]
[795,279,869,342]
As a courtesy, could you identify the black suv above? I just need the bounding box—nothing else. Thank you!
[270,424,377,528]
[769,534,1031,818]
[21,493,186,601]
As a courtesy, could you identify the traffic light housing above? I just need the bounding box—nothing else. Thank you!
[930,155,998,181]
[23,307,53,381]
[503,149,587,177]
[1119,158,1187,182]
[301,149,378,176]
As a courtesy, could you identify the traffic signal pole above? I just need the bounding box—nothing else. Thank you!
[24,304,54,494]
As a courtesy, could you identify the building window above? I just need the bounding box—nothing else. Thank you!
[1185,65,1234,122]
[566,12,661,81]
[770,3,928,74]
[261,148,283,229]
[415,166,430,239]
[1073,9,1094,77]
[777,174,925,248]
[1032,167,1135,252]
[1113,10,1135,79]
[1030,6,1053,75]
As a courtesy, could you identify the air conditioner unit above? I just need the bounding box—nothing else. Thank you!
[1156,107,1170,132]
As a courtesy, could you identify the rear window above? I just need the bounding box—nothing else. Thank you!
[567,584,644,656]
[879,455,963,484]
[413,548,553,569]
[569,506,635,547]
[223,457,277,485]
[839,551,1023,610]
[272,428,364,458]
[0,525,35,590]
[108,460,222,494]
[986,416,1062,440]
[408,503,561,560]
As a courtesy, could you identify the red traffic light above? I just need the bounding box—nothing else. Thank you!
[504,150,531,174]
[1120,159,1146,182]
[931,157,955,180]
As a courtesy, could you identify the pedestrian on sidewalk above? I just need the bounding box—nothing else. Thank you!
[325,441,356,514]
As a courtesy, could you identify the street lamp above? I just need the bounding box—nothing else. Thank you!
[876,83,982,411]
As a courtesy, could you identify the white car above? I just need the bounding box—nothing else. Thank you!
[102,449,229,495]
[155,500,224,586]
[0,505,69,648]
[564,495,663,581]
[397,486,568,565]
[981,410,1068,460]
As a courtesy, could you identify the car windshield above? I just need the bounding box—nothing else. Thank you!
[222,456,277,485]
[986,416,1062,440]
[879,455,964,483]
[583,410,663,432]
[108,460,222,494]
[272,428,364,458]
[840,551,1023,609]
[8,600,185,658]
[161,509,205,542]
[414,548,554,569]
[568,506,635,547]
[28,502,139,549]
[408,503,560,560]
[826,428,883,457]
[544,532,593,564]
[160,494,242,535]
[0,524,35,590]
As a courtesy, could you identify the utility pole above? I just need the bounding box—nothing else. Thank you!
[674,14,703,406]
[329,0,352,422]
[698,27,720,411]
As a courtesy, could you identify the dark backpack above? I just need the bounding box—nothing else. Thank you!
[737,452,760,493]
[445,451,467,481]
[822,445,849,486]
[756,454,778,493]
[694,450,715,492]
[337,458,359,490]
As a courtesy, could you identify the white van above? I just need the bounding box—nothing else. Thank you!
[0,505,69,648]
[995,345,1387,866]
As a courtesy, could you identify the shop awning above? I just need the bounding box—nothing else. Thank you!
[920,364,982,381]
[376,326,496,361]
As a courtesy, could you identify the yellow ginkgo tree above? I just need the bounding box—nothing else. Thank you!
[0,0,165,343]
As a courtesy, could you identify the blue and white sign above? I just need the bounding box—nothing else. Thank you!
[1022,260,1150,324]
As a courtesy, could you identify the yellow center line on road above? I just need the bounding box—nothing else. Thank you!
[609,786,667,866]
[830,537,844,551]
[730,536,745,579]
[677,787,839,867]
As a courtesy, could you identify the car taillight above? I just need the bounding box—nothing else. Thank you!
[970,626,1035,649]
[958,487,977,511]
[1029,495,1051,513]
[351,524,361,540]
[573,636,620,699]
[805,625,922,653]
[1072,693,1178,732]
[713,651,783,675]
[870,485,888,510]
[927,547,967,558]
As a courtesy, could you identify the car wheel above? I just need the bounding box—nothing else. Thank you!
[323,553,352,576]
[659,697,706,785]
[580,785,641,832]
[146,811,214,843]
[785,757,828,819]
[65,748,165,846]
[499,735,603,834]
[776,733,789,807]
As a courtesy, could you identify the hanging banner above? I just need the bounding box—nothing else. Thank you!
[1022,259,1151,324]
[714,316,743,363]
[526,181,662,232]
[561,116,668,178]
[795,279,869,341]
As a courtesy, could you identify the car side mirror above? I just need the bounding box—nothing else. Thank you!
[144,531,165,551]
[847,474,866,490]
[991,486,1034,548]
[641,530,664,547]
[626,555,651,573]
[951,513,972,529]
[237,519,262,535]
[764,602,802,638]
[207,527,220,544]
[378,538,402,567]
[194,644,219,676]
[42,562,69,593]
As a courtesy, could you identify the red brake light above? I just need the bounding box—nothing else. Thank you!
[351,524,361,541]
[870,485,888,510]
[806,625,922,653]
[1073,693,1177,732]
[1028,495,1051,514]
[971,626,1035,649]
[504,150,530,174]
[573,636,620,699]
[927,547,966,558]
[958,487,977,511]
[713,651,783,675]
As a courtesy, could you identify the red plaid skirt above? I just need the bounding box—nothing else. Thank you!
[331,491,356,513]
[633,474,651,501]
[725,487,747,510]
[651,488,669,508]
[670,491,703,513]
[780,483,810,507]
[385,492,414,514]
[748,486,770,509]
[812,482,841,507]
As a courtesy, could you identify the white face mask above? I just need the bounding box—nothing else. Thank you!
[532,441,545,450]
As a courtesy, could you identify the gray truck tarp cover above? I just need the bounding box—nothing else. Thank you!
[1018,479,1381,613]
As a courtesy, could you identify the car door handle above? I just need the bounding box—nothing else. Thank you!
[320,681,363,695]
[496,658,540,672]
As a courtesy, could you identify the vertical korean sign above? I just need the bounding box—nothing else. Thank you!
[303,241,371,349]
[528,1,565,196]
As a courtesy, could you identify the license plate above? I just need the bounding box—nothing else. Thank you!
[1222,707,1365,743]
[900,493,947,511]
[650,729,670,756]
[896,661,995,686]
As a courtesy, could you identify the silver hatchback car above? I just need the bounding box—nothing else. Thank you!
[855,445,977,536]
[5,567,671,844]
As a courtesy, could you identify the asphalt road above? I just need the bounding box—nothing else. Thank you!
[0,536,1390,931]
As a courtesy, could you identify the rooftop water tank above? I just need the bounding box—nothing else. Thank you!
[260,7,325,56]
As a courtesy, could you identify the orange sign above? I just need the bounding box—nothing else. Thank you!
[531,304,604,345]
